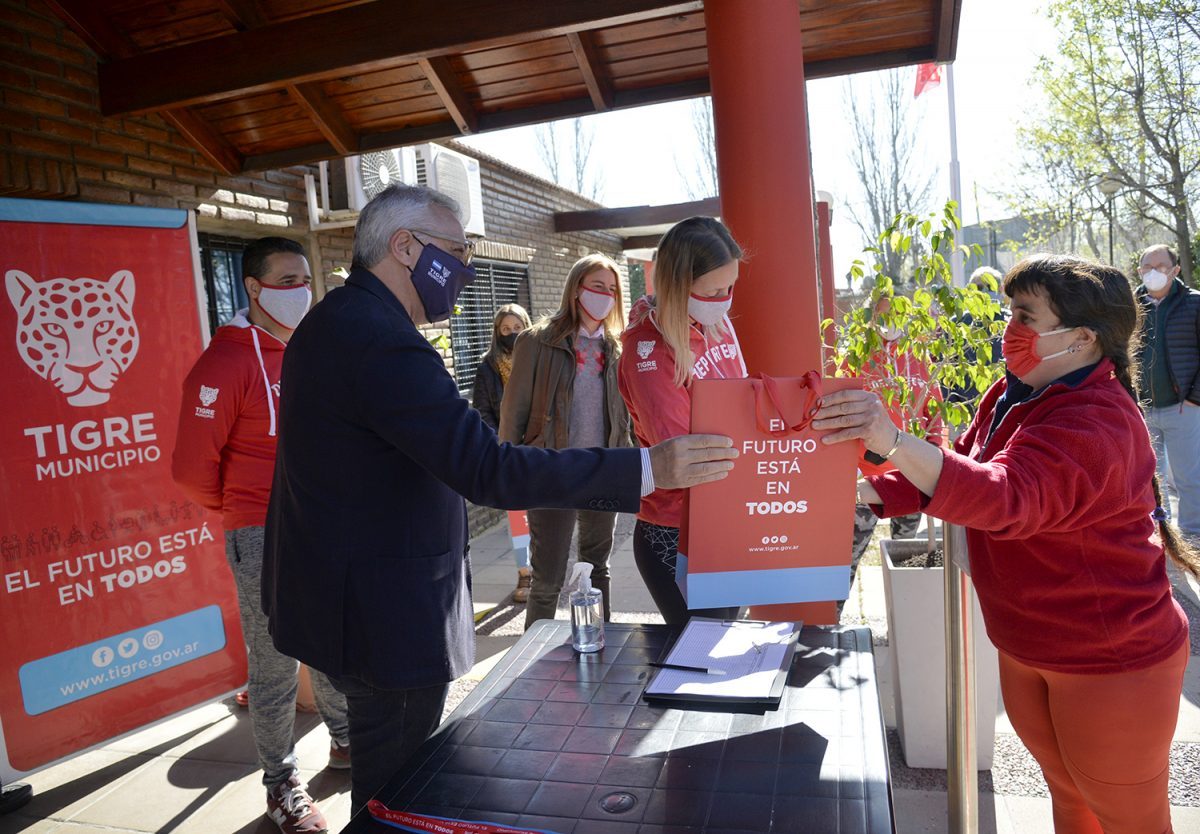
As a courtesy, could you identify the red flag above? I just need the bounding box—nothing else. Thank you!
[914,63,942,98]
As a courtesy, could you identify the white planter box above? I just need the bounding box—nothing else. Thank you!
[880,538,1000,770]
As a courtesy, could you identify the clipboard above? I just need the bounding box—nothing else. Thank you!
[642,617,801,707]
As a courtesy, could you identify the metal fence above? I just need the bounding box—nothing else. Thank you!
[450,259,531,397]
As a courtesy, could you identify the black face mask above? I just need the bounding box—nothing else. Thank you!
[406,236,475,322]
[497,333,518,352]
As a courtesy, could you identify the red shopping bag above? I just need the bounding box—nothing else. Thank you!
[678,372,861,608]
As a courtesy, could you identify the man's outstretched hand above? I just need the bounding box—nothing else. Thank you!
[649,434,738,490]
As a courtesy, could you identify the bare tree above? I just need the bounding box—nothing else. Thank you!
[845,69,939,283]
[535,118,602,201]
[676,97,718,200]
[571,119,599,200]
[535,122,561,185]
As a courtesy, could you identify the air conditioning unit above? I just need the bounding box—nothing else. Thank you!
[413,143,486,237]
[304,147,417,229]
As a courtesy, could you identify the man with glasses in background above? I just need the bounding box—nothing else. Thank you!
[263,184,738,812]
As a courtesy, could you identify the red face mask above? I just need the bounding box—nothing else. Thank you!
[1001,321,1077,378]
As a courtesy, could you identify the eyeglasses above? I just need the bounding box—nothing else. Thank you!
[408,229,476,265]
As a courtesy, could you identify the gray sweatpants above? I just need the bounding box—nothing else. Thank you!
[226,526,349,788]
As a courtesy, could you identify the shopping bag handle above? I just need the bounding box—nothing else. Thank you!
[751,372,822,436]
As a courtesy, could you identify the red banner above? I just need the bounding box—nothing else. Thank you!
[0,199,246,778]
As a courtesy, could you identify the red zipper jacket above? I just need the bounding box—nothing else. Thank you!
[171,312,285,530]
[870,359,1188,673]
[617,296,747,527]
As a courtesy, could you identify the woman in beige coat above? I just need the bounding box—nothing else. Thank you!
[500,254,633,628]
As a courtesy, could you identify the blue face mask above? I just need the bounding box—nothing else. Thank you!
[408,236,475,322]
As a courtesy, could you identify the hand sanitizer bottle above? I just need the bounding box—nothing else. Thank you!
[568,563,605,652]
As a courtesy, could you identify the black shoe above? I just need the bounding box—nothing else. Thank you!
[0,783,32,815]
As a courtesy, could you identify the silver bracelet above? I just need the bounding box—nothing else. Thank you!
[880,428,903,460]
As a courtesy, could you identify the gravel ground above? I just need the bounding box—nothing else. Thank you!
[445,519,1200,807]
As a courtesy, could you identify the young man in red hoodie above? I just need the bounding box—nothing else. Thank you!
[172,238,348,834]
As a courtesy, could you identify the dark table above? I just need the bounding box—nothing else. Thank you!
[344,622,893,833]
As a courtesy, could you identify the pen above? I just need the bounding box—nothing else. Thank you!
[648,662,727,676]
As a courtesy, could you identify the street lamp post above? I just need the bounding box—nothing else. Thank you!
[1098,172,1122,265]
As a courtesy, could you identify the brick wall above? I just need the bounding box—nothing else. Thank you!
[0,0,320,249]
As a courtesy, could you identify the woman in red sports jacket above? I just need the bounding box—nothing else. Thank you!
[816,255,1198,833]
[617,217,747,624]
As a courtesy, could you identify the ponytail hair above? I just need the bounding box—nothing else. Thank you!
[1004,255,1200,579]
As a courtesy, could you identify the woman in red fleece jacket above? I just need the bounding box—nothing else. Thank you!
[816,255,1199,833]
[618,217,747,624]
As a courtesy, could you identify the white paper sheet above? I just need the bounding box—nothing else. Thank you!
[644,619,795,699]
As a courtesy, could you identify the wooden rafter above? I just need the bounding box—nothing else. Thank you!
[804,45,937,82]
[161,109,242,176]
[566,31,613,111]
[42,0,136,59]
[286,83,358,156]
[213,0,268,30]
[417,56,478,134]
[239,77,713,173]
[933,0,961,62]
[45,0,243,176]
[97,0,703,116]
[555,197,721,233]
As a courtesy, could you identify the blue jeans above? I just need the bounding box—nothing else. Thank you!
[1146,403,1200,538]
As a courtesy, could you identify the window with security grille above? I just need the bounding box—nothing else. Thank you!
[197,233,250,334]
[450,259,531,397]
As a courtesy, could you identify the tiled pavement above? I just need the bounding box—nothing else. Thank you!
[4,516,1199,834]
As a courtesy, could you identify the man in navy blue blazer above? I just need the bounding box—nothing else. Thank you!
[262,183,736,812]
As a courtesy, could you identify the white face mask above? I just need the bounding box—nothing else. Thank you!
[688,292,733,326]
[578,287,616,323]
[256,283,312,330]
[1142,268,1172,292]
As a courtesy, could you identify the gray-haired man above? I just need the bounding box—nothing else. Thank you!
[263,184,737,811]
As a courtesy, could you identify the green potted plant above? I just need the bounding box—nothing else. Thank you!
[825,201,1006,769]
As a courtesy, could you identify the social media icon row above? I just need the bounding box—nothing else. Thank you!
[90,630,165,667]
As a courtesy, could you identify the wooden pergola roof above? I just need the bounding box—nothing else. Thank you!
[46,0,962,176]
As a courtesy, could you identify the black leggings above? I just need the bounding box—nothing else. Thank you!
[632,520,741,625]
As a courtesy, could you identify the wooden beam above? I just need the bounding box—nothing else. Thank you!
[286,82,358,156]
[555,197,721,232]
[932,0,962,62]
[160,109,242,175]
[621,234,667,249]
[240,77,711,172]
[566,31,613,111]
[417,56,478,134]
[98,0,703,116]
[213,0,268,30]
[43,0,136,58]
[803,45,937,81]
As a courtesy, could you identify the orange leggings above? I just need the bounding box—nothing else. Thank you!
[998,642,1189,834]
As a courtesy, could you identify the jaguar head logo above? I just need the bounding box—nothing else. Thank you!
[199,385,219,407]
[6,269,139,407]
[637,340,655,360]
